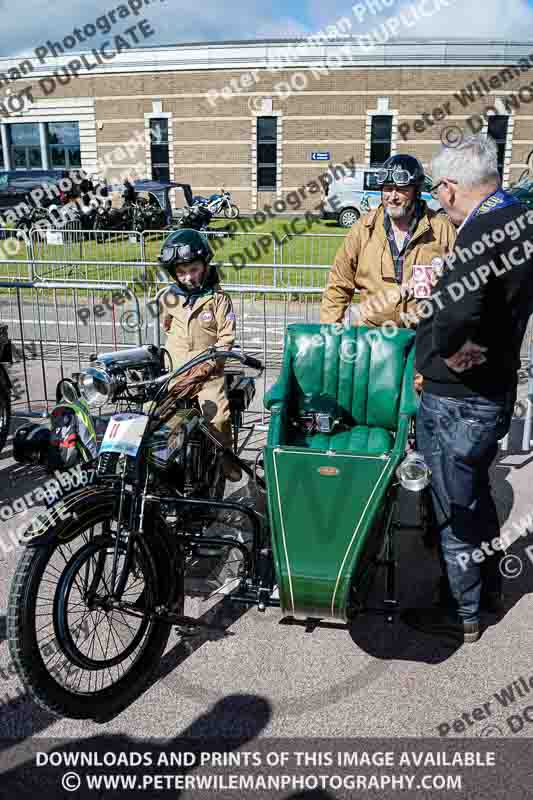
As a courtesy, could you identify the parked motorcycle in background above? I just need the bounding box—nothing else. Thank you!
[131,196,167,232]
[192,189,239,219]
[176,201,213,231]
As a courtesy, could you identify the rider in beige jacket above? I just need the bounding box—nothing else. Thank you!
[321,155,456,329]
[158,228,240,481]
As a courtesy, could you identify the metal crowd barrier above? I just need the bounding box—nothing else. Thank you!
[0,275,325,421]
[278,232,345,289]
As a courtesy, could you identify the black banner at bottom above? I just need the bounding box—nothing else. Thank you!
[0,737,530,798]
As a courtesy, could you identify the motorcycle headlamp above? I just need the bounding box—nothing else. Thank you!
[396,451,431,492]
[376,168,416,187]
[79,367,122,407]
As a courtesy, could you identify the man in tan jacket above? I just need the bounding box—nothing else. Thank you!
[320,155,456,331]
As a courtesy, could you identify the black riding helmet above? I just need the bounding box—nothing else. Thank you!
[158,228,215,287]
[376,154,425,190]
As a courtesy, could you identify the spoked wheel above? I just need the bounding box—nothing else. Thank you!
[8,506,172,720]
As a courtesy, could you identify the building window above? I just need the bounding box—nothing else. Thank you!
[487,116,509,178]
[257,117,277,191]
[11,123,42,169]
[370,115,392,166]
[150,119,170,182]
[47,122,81,168]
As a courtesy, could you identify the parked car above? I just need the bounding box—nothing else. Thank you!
[509,178,533,209]
[0,169,66,213]
[321,165,442,227]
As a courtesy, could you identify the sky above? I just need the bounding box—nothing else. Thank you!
[2,0,533,59]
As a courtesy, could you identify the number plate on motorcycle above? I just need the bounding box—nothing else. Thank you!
[99,413,148,457]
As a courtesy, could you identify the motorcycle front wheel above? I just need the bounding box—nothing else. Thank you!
[7,498,173,720]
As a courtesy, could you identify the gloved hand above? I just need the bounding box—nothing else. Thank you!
[168,360,216,400]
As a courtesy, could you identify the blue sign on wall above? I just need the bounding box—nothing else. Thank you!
[311,152,331,161]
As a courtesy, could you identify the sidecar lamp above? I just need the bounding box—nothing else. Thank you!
[396,451,430,492]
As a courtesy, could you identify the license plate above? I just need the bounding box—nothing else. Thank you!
[99,413,148,457]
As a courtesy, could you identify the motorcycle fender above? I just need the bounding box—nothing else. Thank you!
[23,488,116,547]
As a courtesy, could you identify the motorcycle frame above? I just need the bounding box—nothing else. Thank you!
[88,348,274,624]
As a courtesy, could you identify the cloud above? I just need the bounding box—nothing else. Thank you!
[306,0,533,40]
[3,0,309,57]
[3,0,533,60]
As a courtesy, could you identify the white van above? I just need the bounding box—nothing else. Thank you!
[322,165,442,227]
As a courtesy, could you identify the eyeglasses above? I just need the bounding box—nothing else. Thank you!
[429,178,457,198]
[429,181,444,198]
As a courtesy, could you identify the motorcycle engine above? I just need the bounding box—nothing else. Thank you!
[78,345,166,407]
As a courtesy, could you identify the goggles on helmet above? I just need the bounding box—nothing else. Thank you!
[376,168,417,187]
[159,243,204,265]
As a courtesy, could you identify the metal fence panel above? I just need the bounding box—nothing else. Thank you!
[30,228,145,283]
[0,280,142,414]
[278,233,344,288]
[0,229,34,280]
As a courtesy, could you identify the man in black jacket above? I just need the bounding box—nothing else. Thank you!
[403,134,533,643]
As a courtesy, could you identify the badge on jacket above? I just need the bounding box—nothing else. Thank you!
[412,265,436,298]
[199,310,214,322]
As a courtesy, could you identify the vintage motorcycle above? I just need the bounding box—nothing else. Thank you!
[7,324,431,720]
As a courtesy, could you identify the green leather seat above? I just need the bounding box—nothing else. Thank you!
[264,323,415,455]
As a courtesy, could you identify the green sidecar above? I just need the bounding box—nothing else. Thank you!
[262,322,423,623]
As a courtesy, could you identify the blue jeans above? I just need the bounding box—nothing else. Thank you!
[416,391,512,624]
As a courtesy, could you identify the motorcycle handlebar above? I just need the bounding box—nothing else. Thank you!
[147,349,263,388]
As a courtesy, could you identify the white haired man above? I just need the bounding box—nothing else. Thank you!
[403,134,533,643]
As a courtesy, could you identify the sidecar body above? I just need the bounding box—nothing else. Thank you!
[263,323,418,622]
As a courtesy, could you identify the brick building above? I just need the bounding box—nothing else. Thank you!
[1,37,532,211]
